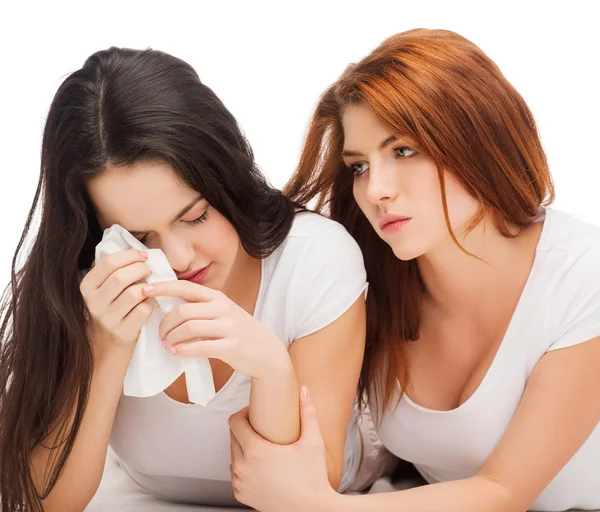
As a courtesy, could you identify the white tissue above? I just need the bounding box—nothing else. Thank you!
[95,225,216,406]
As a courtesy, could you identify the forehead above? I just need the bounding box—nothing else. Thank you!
[341,104,420,153]
[342,105,392,143]
[86,160,199,230]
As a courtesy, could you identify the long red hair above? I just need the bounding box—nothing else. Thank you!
[284,29,554,419]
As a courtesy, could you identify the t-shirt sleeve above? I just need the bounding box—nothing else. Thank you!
[291,223,367,341]
[547,243,600,352]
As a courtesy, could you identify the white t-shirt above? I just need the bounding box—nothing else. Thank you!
[109,212,367,505]
[376,208,600,511]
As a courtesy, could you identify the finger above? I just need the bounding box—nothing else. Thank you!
[164,319,227,349]
[168,338,234,358]
[158,302,225,341]
[107,282,156,323]
[299,386,325,448]
[119,298,155,341]
[143,279,218,303]
[94,262,151,308]
[83,249,149,291]
[228,407,264,450]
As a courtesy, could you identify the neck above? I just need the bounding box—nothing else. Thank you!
[417,217,543,317]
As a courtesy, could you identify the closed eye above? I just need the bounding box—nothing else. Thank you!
[137,209,209,244]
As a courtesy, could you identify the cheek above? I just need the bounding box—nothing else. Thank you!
[409,171,445,221]
[443,178,480,229]
[204,213,240,257]
[352,180,372,216]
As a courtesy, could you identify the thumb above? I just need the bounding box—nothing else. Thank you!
[299,386,325,448]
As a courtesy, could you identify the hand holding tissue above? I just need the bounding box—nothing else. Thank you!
[95,224,216,406]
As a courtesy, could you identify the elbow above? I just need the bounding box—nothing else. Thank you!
[41,484,98,512]
[475,475,525,512]
[324,450,344,492]
[327,471,343,493]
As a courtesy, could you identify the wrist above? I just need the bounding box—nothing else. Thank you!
[92,333,136,368]
[253,336,292,381]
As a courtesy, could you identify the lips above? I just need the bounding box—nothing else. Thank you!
[379,214,411,231]
[177,264,211,282]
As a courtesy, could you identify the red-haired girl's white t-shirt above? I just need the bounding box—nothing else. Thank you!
[376,208,600,511]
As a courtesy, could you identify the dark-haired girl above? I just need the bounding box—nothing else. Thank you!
[0,47,383,511]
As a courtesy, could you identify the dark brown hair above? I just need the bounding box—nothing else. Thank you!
[285,28,554,419]
[0,47,296,511]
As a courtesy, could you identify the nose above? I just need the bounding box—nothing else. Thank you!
[364,162,397,205]
[160,234,195,273]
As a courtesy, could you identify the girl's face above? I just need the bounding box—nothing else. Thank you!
[342,104,480,261]
[87,160,241,290]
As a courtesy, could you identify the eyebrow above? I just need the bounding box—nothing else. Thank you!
[341,135,398,158]
[128,194,204,236]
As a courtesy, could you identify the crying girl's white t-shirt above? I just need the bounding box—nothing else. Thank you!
[108,212,367,505]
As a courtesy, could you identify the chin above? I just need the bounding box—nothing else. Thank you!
[390,244,425,262]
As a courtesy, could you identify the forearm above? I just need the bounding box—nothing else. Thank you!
[249,346,300,445]
[32,342,133,511]
[248,348,343,489]
[328,476,515,512]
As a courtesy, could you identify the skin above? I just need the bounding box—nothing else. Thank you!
[86,160,365,489]
[227,104,600,512]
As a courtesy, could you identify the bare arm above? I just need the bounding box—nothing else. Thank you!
[290,296,365,490]
[32,343,133,512]
[248,347,300,446]
[248,296,366,490]
[329,335,600,512]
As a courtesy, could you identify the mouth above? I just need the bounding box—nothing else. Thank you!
[177,263,212,284]
[379,214,411,234]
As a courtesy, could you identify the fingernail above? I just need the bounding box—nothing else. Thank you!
[143,285,154,293]
[140,250,148,258]
[301,385,310,403]
[170,347,177,355]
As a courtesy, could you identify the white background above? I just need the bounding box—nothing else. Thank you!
[0,1,598,287]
